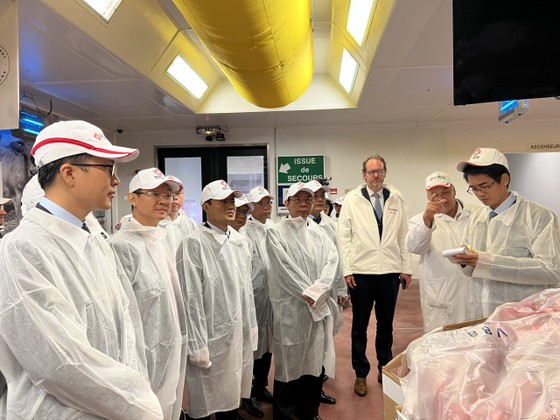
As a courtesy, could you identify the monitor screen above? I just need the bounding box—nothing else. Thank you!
[453,0,560,106]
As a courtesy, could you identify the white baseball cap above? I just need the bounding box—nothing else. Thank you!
[425,172,453,190]
[457,148,509,172]
[306,180,330,192]
[0,197,11,206]
[166,175,184,189]
[129,168,181,193]
[334,197,344,205]
[235,194,254,211]
[247,186,274,203]
[201,180,242,203]
[286,182,313,199]
[32,120,139,168]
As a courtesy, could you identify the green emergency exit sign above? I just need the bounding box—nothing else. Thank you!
[277,155,325,184]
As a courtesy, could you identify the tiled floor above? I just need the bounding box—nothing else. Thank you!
[239,280,424,420]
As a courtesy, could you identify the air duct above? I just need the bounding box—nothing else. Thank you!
[173,0,313,108]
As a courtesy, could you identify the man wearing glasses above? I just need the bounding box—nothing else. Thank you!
[452,148,560,317]
[266,182,338,420]
[0,120,163,419]
[337,154,412,397]
[239,187,275,418]
[110,168,187,419]
[405,172,476,332]
[177,180,257,420]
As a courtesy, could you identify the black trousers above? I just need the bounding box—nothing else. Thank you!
[349,273,400,378]
[252,351,272,393]
[273,375,322,420]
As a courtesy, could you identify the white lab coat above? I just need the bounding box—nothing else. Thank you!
[0,208,162,419]
[337,183,412,276]
[110,217,187,420]
[460,192,560,317]
[177,225,257,419]
[266,217,338,382]
[406,203,477,332]
[159,209,198,256]
[308,215,347,335]
[240,218,274,359]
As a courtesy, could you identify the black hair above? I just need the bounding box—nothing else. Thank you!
[462,164,510,188]
[38,153,92,190]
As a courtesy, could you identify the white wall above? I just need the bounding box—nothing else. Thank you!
[111,118,560,230]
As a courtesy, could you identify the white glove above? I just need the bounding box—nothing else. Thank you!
[189,348,212,369]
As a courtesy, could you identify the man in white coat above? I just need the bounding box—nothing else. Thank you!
[110,168,187,420]
[452,148,560,317]
[240,187,275,418]
[159,175,198,255]
[406,172,476,332]
[266,182,339,420]
[337,154,412,396]
[177,180,257,420]
[0,120,163,419]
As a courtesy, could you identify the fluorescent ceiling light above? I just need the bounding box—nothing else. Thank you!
[347,0,376,46]
[339,49,358,93]
[166,55,208,100]
[80,0,122,21]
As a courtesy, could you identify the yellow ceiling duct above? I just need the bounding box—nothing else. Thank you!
[173,0,313,108]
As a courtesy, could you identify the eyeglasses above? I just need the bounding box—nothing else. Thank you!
[134,191,176,202]
[72,163,116,177]
[290,196,312,204]
[467,181,496,195]
[254,200,272,208]
[236,209,251,216]
[365,169,386,176]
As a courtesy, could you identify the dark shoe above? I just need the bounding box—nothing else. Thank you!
[242,397,264,418]
[354,377,367,396]
[254,387,274,404]
[319,390,336,405]
[378,371,382,384]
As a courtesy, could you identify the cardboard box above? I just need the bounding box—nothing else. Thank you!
[382,318,486,420]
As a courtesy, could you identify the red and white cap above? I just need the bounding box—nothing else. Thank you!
[425,172,453,190]
[129,168,181,193]
[247,186,273,203]
[235,194,254,211]
[457,148,509,172]
[32,120,139,168]
[306,179,330,192]
[201,180,242,203]
[166,175,184,189]
[286,182,313,199]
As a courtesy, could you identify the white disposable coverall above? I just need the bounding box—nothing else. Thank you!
[177,225,257,419]
[240,218,274,359]
[0,208,162,419]
[159,209,198,255]
[266,217,338,382]
[406,203,476,332]
[460,192,560,317]
[308,214,347,334]
[110,216,187,420]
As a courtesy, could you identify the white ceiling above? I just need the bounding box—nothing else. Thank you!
[15,0,560,134]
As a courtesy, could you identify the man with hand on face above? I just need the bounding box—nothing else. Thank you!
[406,172,476,332]
[177,180,257,420]
[159,175,198,255]
[452,148,560,318]
[266,182,339,420]
[110,168,187,420]
[337,154,412,396]
[239,187,275,418]
[0,120,163,419]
